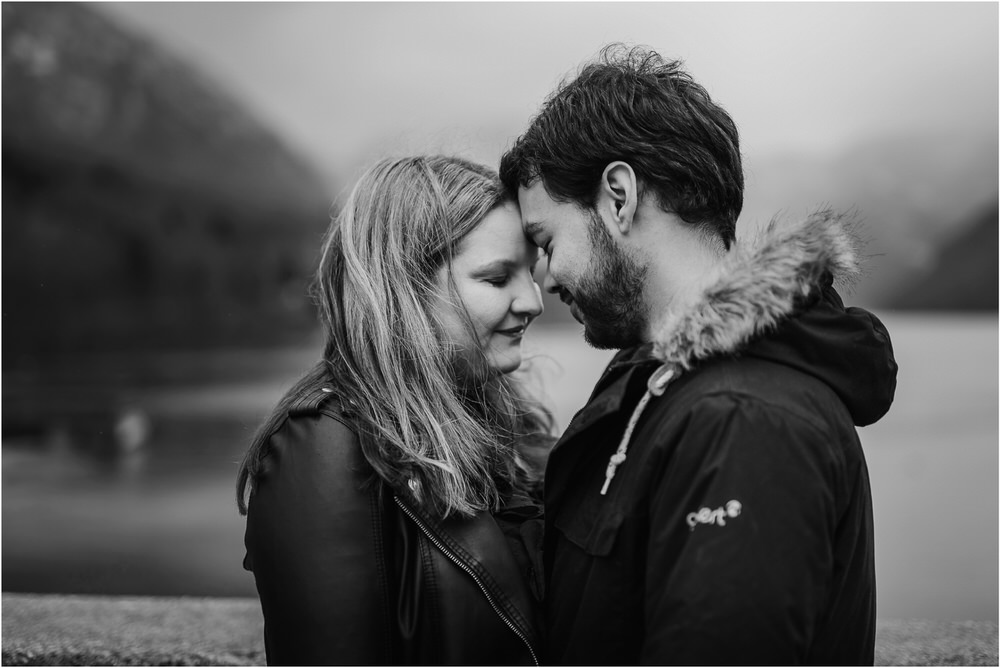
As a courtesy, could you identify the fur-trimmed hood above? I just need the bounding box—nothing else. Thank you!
[648,209,896,427]
[652,210,861,371]
[597,209,896,496]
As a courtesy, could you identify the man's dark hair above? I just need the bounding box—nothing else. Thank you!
[500,44,744,249]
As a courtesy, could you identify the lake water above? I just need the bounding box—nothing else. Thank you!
[2,313,996,621]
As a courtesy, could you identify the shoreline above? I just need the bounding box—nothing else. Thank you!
[3,593,997,666]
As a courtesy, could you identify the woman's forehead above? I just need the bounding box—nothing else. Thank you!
[454,205,534,258]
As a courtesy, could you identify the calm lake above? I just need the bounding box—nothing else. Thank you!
[3,313,996,621]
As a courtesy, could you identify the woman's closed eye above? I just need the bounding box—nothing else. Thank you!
[484,274,510,287]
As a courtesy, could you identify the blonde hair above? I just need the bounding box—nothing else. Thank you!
[238,156,552,518]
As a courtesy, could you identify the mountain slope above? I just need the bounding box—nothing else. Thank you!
[2,2,330,212]
[887,202,998,311]
[2,3,332,360]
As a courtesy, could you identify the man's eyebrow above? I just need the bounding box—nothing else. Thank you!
[523,221,545,239]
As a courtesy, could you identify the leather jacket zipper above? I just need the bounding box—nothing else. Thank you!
[393,496,539,666]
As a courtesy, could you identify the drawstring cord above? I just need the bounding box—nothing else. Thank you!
[600,363,678,496]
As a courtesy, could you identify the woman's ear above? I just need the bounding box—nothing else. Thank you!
[599,161,638,235]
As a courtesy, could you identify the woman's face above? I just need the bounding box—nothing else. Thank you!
[434,202,544,375]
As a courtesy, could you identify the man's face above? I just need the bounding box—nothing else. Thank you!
[518,181,648,350]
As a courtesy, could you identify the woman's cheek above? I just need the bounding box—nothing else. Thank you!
[470,287,504,327]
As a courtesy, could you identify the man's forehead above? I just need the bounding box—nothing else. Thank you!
[517,181,561,221]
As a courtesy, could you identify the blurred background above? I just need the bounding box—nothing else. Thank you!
[3,2,996,622]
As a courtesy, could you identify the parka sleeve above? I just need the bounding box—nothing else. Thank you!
[639,394,842,665]
[243,413,388,666]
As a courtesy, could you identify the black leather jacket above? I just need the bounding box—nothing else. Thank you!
[243,387,542,665]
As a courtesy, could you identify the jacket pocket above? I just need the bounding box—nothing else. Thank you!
[552,501,626,557]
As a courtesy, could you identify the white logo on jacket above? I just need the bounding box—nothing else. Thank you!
[686,500,742,531]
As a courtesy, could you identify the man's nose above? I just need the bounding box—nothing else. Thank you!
[542,266,560,294]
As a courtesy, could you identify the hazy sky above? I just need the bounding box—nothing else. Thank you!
[99,2,998,188]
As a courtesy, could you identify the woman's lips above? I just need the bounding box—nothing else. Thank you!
[495,324,527,337]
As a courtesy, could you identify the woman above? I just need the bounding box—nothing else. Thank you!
[237,156,551,665]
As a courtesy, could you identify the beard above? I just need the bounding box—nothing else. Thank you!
[571,210,648,350]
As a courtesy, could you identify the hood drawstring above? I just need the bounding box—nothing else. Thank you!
[600,363,678,496]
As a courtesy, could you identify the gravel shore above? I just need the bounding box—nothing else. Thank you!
[3,593,996,666]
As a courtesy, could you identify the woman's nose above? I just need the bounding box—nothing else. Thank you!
[512,276,544,318]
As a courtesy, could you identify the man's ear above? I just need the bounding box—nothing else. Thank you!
[599,161,638,235]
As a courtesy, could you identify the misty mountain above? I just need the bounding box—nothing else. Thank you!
[3,3,333,360]
[740,131,997,309]
[2,2,330,212]
[887,201,998,311]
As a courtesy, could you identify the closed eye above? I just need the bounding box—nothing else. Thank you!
[484,275,510,287]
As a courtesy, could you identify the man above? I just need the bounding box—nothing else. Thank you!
[499,45,897,665]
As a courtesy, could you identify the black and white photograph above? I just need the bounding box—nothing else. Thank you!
[2,2,997,665]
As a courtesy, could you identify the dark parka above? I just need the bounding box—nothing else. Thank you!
[243,392,543,665]
[543,213,897,665]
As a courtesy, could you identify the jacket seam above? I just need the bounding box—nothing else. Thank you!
[662,385,838,439]
[370,486,394,664]
[318,408,356,431]
[419,532,444,663]
[646,392,849,511]
[259,408,353,452]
